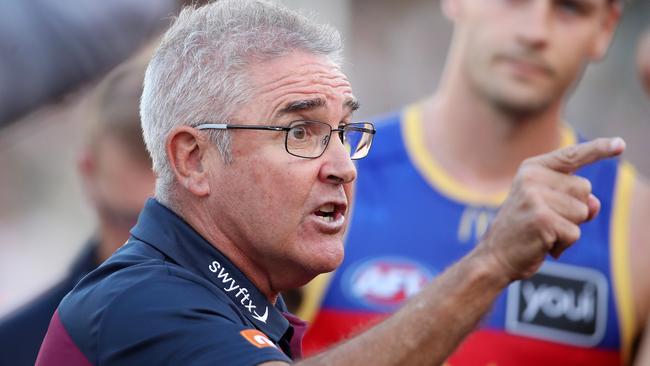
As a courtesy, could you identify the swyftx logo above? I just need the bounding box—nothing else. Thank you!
[208,260,269,323]
[505,262,608,347]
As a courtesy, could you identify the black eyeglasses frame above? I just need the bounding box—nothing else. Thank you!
[195,120,375,160]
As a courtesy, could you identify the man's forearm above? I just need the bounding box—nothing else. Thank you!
[300,248,509,366]
[287,139,625,366]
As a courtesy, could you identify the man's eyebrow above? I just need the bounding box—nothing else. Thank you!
[277,97,360,116]
[279,98,325,115]
[346,99,360,112]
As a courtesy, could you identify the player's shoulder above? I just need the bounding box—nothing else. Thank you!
[630,168,650,234]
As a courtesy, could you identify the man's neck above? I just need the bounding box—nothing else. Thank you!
[421,87,565,194]
[175,197,280,304]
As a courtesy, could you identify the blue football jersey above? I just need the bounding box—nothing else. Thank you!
[303,104,636,366]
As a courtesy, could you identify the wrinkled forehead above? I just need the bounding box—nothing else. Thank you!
[245,51,356,117]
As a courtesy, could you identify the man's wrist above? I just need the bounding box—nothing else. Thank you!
[465,244,513,291]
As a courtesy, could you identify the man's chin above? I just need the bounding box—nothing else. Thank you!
[307,246,344,274]
[288,258,341,288]
[489,92,554,117]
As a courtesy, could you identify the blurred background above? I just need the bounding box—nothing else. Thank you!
[0,0,648,317]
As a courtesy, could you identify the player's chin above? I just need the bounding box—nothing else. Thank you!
[492,90,554,116]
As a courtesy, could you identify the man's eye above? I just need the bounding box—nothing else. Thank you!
[557,0,587,15]
[289,126,308,140]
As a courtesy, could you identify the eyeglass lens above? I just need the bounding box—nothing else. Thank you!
[344,123,373,160]
[285,121,373,159]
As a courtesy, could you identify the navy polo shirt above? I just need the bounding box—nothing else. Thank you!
[0,240,98,366]
[37,199,304,365]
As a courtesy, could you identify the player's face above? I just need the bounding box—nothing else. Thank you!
[207,52,357,288]
[448,0,619,115]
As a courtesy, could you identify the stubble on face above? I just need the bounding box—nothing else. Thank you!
[209,52,356,290]
[457,0,612,119]
[464,31,570,118]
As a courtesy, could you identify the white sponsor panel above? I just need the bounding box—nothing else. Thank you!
[506,262,608,347]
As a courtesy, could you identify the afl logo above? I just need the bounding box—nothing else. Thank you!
[344,257,434,309]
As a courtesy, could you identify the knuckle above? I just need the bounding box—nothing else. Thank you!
[562,144,580,162]
[521,166,535,182]
[568,176,591,199]
[556,154,573,169]
[579,176,592,194]
[573,225,582,242]
[518,165,541,186]
[521,157,536,167]
[520,185,541,206]
[532,206,553,229]
[576,203,589,222]
[566,225,582,243]
[520,157,540,173]
[553,145,580,170]
[540,227,557,247]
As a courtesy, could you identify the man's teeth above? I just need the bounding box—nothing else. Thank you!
[315,203,340,223]
[318,215,335,223]
[319,203,335,213]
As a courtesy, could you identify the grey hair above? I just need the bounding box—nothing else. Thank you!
[140,0,343,207]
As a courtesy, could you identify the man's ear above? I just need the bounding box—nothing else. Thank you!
[166,126,211,197]
[589,4,621,61]
[77,147,100,203]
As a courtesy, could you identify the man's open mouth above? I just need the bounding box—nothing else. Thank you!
[314,203,345,223]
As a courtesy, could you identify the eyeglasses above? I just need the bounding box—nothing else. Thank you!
[195,120,375,160]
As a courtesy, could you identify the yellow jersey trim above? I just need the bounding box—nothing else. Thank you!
[401,103,576,206]
[611,161,636,365]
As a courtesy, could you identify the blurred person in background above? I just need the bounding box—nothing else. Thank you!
[0,0,180,128]
[0,51,155,366]
[634,27,650,366]
[638,28,650,95]
[303,0,650,365]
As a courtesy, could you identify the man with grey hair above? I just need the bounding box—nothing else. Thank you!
[36,1,625,365]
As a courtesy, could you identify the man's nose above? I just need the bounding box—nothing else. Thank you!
[318,135,357,184]
[516,1,551,49]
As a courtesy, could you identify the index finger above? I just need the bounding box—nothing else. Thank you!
[530,137,626,174]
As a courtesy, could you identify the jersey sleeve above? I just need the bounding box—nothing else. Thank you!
[89,275,292,366]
